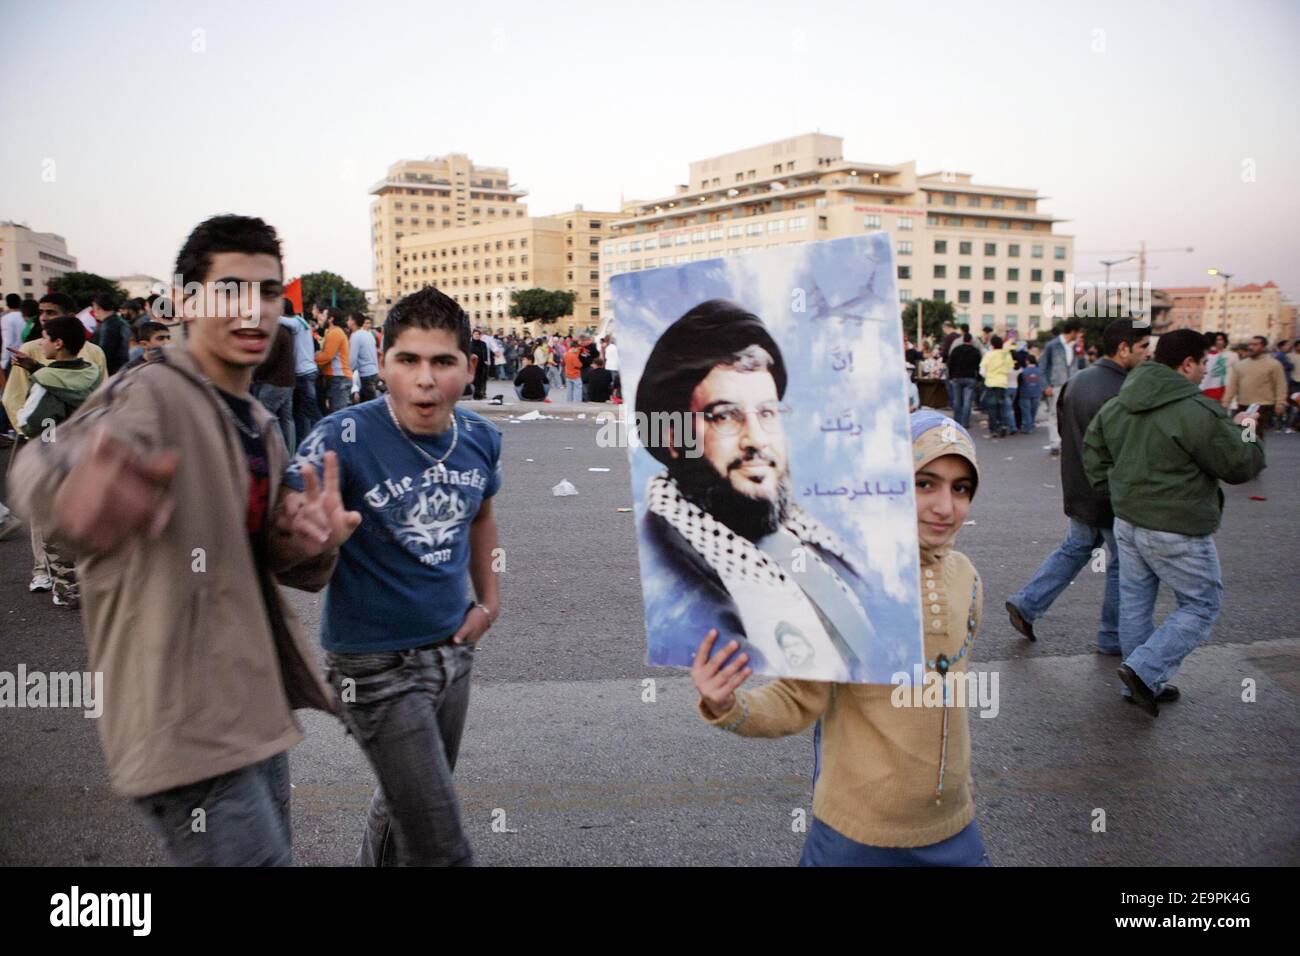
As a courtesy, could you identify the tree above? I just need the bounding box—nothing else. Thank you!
[47,272,127,309]
[900,298,957,343]
[300,271,368,318]
[509,288,576,326]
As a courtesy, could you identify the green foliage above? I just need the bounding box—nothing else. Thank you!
[47,272,127,308]
[509,288,576,326]
[300,271,368,317]
[901,298,957,341]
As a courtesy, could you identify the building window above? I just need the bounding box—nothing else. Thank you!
[899,289,913,302]
[1008,243,1020,257]
[709,227,724,241]
[898,265,912,279]
[1053,269,1065,282]
[1007,292,1019,305]
[897,217,913,231]
[1007,268,1019,281]
[984,243,997,256]
[630,240,641,252]
[934,240,948,254]
[768,220,785,234]
[1054,245,1067,260]
[934,265,947,278]
[928,215,941,226]
[933,289,947,302]
[789,217,807,231]
[1030,291,1041,305]
[942,194,956,206]
[982,267,994,280]
[1032,244,1044,258]
[1016,200,1028,210]
[958,290,971,304]
[676,234,689,245]
[692,231,706,243]
[864,214,882,229]
[982,291,995,304]
[992,198,1004,209]
[1031,268,1042,282]
[727,225,743,239]
[898,240,912,255]
[959,241,972,255]
[959,265,971,280]
[967,197,981,207]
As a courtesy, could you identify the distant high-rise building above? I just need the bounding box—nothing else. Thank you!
[370,153,529,305]
[0,221,78,300]
[600,132,1074,341]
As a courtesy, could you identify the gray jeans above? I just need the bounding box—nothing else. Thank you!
[132,752,292,866]
[326,640,475,866]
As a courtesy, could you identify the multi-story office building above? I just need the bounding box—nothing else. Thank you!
[1160,281,1295,343]
[397,206,619,333]
[0,221,78,300]
[370,153,529,305]
[600,133,1074,341]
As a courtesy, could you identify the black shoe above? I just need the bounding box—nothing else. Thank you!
[1125,684,1179,704]
[1095,645,1122,656]
[1006,601,1036,641]
[1118,664,1159,716]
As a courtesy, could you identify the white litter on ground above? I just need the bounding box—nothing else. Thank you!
[552,480,579,496]
[588,467,610,472]
[517,410,543,421]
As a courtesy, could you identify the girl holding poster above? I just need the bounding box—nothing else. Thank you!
[692,410,990,866]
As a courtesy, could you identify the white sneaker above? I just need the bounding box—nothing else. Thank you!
[52,591,79,609]
[29,573,53,593]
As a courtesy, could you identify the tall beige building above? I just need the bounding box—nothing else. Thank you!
[370,153,529,305]
[1201,281,1294,343]
[601,133,1074,341]
[0,221,78,300]
[398,206,619,334]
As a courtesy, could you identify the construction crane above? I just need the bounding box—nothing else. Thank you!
[1077,243,1195,293]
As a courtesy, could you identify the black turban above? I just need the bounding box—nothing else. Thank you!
[635,299,787,465]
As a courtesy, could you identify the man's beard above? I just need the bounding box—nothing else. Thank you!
[669,449,790,542]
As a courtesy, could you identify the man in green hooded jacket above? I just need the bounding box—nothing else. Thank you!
[1083,329,1264,716]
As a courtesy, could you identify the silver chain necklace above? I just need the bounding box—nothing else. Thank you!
[384,395,458,466]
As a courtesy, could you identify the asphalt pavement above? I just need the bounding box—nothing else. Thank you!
[2,382,1297,866]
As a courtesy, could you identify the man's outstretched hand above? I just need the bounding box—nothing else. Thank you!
[51,427,180,554]
[273,451,361,567]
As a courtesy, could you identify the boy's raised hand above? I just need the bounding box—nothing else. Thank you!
[274,451,361,562]
[691,629,752,719]
[52,426,180,553]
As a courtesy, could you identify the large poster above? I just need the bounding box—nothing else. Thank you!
[611,233,923,685]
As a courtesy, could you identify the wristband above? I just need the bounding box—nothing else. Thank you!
[472,601,495,625]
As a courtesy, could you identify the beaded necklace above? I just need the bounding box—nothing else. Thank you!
[930,575,979,803]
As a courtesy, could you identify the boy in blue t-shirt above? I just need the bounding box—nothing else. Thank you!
[283,285,501,866]
[1017,354,1044,434]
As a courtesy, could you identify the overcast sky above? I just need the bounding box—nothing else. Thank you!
[3,0,1297,300]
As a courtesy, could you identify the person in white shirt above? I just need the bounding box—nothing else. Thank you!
[346,312,380,402]
[1,294,25,372]
[602,333,621,399]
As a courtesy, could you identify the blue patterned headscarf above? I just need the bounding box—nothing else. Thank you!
[909,410,980,496]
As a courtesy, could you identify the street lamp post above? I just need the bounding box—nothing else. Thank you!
[1207,268,1233,337]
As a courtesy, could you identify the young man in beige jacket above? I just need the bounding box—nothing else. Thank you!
[10,215,360,865]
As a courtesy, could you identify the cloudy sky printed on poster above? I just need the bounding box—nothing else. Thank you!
[612,233,924,685]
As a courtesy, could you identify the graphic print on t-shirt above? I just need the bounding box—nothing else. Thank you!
[288,407,497,568]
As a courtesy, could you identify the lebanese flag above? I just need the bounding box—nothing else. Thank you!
[284,277,303,316]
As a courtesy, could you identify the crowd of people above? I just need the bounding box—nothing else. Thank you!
[0,214,1289,867]
[902,317,1299,445]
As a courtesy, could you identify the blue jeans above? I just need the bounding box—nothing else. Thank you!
[1010,517,1119,652]
[293,371,322,446]
[256,382,295,452]
[984,386,1011,433]
[565,377,582,402]
[324,374,352,414]
[950,377,976,429]
[1018,391,1041,432]
[133,752,292,866]
[799,816,990,867]
[1113,517,1222,696]
[325,640,475,866]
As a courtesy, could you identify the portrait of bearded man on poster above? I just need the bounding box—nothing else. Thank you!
[634,299,885,683]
